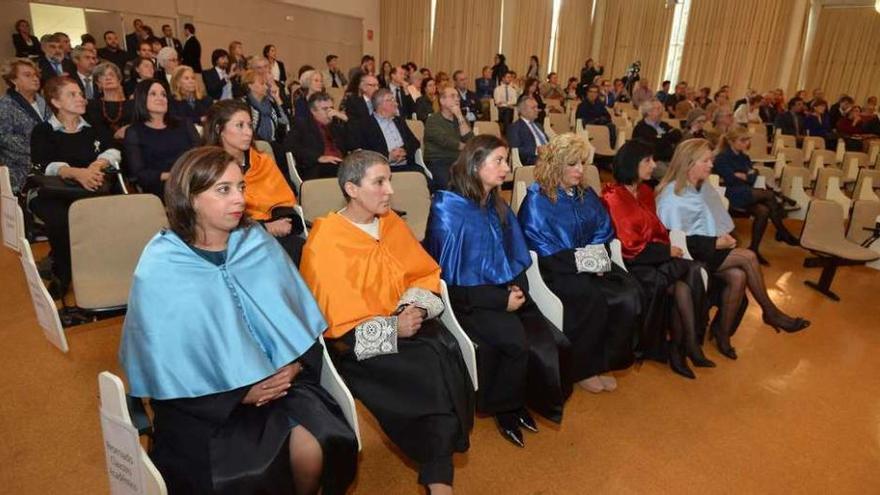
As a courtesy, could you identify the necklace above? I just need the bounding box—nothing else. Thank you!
[101,99,124,131]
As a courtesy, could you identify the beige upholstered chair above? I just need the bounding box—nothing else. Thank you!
[284,151,304,195]
[780,166,812,220]
[841,151,869,183]
[799,200,879,300]
[853,169,880,202]
[815,167,851,218]
[406,118,425,144]
[808,149,837,182]
[474,121,501,138]
[585,124,616,157]
[300,178,346,222]
[253,139,273,155]
[389,172,431,241]
[69,194,168,312]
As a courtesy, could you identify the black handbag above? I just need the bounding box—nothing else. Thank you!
[27,170,118,201]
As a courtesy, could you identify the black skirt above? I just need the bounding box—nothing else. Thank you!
[327,319,473,486]
[148,342,358,495]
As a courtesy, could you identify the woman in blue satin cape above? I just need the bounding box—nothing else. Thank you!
[657,139,809,359]
[424,135,570,449]
[517,133,642,394]
[118,147,357,495]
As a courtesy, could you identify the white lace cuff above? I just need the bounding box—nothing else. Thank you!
[354,316,399,361]
[398,287,444,319]
[575,244,612,273]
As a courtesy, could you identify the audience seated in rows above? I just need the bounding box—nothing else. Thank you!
[0,58,50,193]
[517,133,641,393]
[119,146,358,494]
[300,150,473,492]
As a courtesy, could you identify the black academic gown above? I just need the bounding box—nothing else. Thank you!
[150,342,357,495]
[537,248,642,380]
[448,271,570,423]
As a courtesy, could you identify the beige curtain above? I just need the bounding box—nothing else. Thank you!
[504,0,554,80]
[554,0,594,82]
[677,0,801,98]
[380,0,431,66]
[429,0,503,86]
[598,0,674,89]
[806,6,880,104]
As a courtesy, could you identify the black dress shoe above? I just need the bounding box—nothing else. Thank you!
[517,409,538,433]
[669,347,696,379]
[495,413,524,448]
[775,230,800,246]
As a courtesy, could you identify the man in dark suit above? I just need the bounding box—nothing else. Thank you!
[180,23,202,72]
[342,74,379,124]
[285,92,352,180]
[37,34,76,85]
[774,97,806,140]
[97,31,131,70]
[160,24,183,53]
[70,46,98,100]
[202,49,232,101]
[348,54,375,83]
[829,95,853,131]
[506,96,549,165]
[354,88,422,174]
[125,19,144,55]
[453,69,481,122]
[632,98,682,177]
[387,66,415,119]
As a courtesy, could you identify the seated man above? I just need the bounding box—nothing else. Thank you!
[452,69,480,123]
[506,95,549,165]
[424,86,474,189]
[353,88,423,174]
[774,97,806,142]
[341,74,379,124]
[71,46,98,100]
[632,98,681,178]
[300,150,474,494]
[540,72,565,112]
[287,91,351,180]
[37,33,75,85]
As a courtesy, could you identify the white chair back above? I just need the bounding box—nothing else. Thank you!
[285,152,303,194]
[438,280,479,390]
[525,251,564,331]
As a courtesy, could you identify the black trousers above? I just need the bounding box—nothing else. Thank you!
[29,194,75,288]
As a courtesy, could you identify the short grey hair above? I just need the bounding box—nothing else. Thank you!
[639,98,659,117]
[371,87,393,112]
[299,69,321,89]
[71,46,92,62]
[92,62,121,83]
[156,46,177,69]
[338,150,389,201]
[517,95,535,112]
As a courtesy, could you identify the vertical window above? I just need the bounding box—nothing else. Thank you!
[547,0,563,73]
[429,0,438,52]
[662,0,692,87]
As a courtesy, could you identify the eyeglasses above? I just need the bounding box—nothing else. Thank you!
[316,105,334,112]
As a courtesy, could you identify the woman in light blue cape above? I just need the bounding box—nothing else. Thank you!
[118,147,357,495]
[656,139,809,360]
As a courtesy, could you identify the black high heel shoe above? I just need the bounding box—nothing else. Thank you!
[495,413,524,448]
[685,334,716,368]
[763,313,811,333]
[517,409,538,433]
[668,346,695,379]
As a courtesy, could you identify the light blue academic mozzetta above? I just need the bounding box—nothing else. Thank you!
[656,183,734,237]
[119,226,326,400]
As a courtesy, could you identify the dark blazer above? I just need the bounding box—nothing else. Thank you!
[774,111,804,136]
[202,67,228,100]
[13,33,42,59]
[506,118,547,165]
[286,116,351,179]
[758,105,777,124]
[458,88,481,119]
[37,56,76,85]
[125,32,140,55]
[273,60,287,85]
[355,114,420,164]
[389,85,415,119]
[181,36,202,72]
[169,97,214,123]
[97,47,131,71]
[72,72,99,100]
[632,120,681,162]
[162,37,183,53]
[341,94,371,124]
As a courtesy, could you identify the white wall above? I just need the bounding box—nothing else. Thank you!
[280,0,380,56]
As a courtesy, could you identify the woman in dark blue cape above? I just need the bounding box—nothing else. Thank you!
[424,135,569,449]
[119,147,357,495]
[517,133,642,393]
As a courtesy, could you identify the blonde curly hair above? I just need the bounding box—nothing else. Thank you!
[534,132,591,203]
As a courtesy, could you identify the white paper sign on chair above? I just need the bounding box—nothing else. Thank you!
[100,410,146,495]
[19,238,69,352]
[2,194,24,252]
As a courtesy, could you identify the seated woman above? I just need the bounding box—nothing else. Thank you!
[425,135,568,448]
[415,76,439,122]
[517,133,642,392]
[123,79,200,198]
[299,150,473,494]
[713,126,799,265]
[204,99,305,264]
[804,99,832,142]
[657,139,810,357]
[168,65,213,123]
[85,62,133,146]
[29,76,121,297]
[120,146,357,495]
[240,69,289,145]
[294,69,324,120]
[0,57,51,194]
[123,56,155,98]
[681,108,707,140]
[601,140,713,379]
[523,77,546,122]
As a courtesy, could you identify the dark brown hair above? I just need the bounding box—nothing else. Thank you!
[42,76,79,114]
[164,146,250,243]
[202,99,251,146]
[448,134,510,224]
